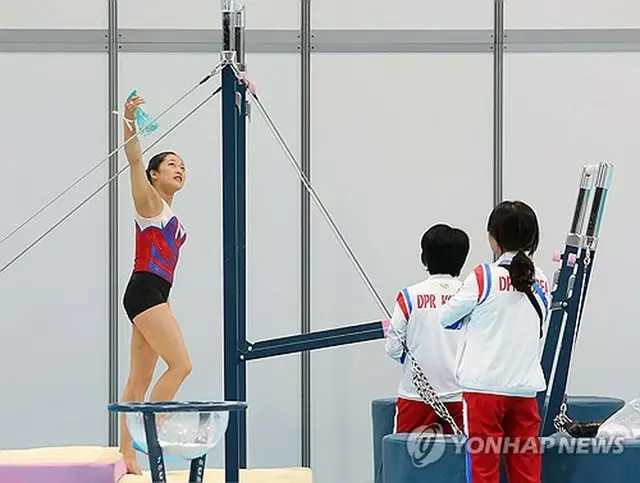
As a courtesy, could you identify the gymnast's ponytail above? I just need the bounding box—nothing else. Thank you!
[508,250,536,292]
[487,200,540,293]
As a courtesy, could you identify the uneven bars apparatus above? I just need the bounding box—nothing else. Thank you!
[537,162,614,436]
[219,1,615,478]
[218,2,390,481]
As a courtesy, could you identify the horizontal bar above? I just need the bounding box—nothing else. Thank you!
[0,29,108,52]
[118,28,299,53]
[243,320,386,361]
[310,29,493,53]
[506,28,640,44]
[505,43,640,53]
[3,28,640,54]
[504,28,640,53]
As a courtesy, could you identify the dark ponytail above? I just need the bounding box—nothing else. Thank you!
[487,200,540,293]
[509,250,535,292]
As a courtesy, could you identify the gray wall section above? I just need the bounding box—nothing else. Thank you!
[0,53,110,448]
[310,53,494,483]
[117,0,300,30]
[2,0,640,482]
[311,0,493,29]
[504,0,640,28]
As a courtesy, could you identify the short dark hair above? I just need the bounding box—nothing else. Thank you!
[146,151,177,184]
[420,224,470,277]
[487,200,540,292]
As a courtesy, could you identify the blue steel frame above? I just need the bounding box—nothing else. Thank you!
[220,61,388,478]
[537,163,613,436]
[219,6,391,482]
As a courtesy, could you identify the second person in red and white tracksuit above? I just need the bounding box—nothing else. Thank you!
[385,223,470,434]
[440,201,550,483]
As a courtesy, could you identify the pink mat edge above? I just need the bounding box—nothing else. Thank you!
[0,454,127,482]
[114,455,127,481]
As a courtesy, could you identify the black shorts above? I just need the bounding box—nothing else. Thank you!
[123,271,172,322]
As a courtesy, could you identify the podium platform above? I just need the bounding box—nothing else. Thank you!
[382,431,640,483]
[372,395,625,483]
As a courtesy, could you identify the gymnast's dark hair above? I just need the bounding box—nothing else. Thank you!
[487,201,540,293]
[421,224,470,277]
[146,151,176,184]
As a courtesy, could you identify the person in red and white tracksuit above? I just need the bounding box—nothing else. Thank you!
[440,201,550,483]
[385,223,470,434]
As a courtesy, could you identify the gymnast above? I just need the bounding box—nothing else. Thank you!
[440,201,550,483]
[119,92,192,474]
[385,223,470,434]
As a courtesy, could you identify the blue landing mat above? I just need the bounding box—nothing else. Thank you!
[372,395,625,483]
[382,432,640,483]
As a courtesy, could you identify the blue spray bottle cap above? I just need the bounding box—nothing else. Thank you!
[127,89,159,137]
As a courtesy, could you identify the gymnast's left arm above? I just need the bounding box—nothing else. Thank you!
[439,269,480,330]
[385,297,408,363]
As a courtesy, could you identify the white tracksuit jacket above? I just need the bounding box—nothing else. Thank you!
[385,274,464,402]
[439,252,551,398]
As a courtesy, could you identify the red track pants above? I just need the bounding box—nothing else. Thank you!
[395,397,464,434]
[463,392,542,483]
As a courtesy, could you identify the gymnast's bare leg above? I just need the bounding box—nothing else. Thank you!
[118,326,158,474]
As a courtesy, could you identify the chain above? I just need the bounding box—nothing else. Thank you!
[553,398,573,432]
[408,351,462,434]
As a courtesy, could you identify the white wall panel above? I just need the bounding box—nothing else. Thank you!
[0,53,109,448]
[505,0,640,29]
[117,53,300,469]
[503,53,640,403]
[310,53,494,483]
[119,0,299,30]
[313,0,493,29]
[0,0,107,28]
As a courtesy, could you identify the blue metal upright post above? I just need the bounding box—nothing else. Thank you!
[234,5,248,469]
[538,163,613,436]
[221,2,240,481]
[537,165,594,420]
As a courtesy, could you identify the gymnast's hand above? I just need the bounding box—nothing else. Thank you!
[123,94,145,164]
[124,93,145,125]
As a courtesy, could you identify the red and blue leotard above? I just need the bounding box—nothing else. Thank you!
[133,200,187,285]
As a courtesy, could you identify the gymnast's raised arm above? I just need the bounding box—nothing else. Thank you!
[123,93,163,218]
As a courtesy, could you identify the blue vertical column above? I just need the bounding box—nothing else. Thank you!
[537,168,592,420]
[221,3,243,481]
[222,57,241,482]
[233,6,248,469]
[235,77,248,469]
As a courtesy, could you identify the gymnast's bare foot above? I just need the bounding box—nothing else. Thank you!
[123,453,142,475]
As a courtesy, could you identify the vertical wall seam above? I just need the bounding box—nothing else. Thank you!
[300,0,312,469]
[493,0,505,209]
[107,0,119,447]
